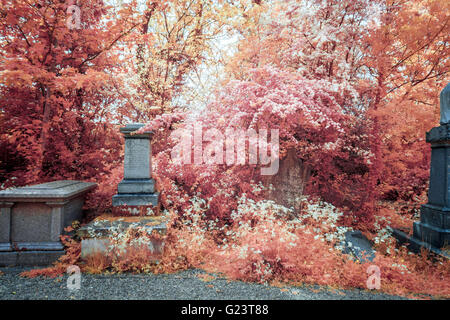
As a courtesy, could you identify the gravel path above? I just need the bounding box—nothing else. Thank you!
[0,267,407,300]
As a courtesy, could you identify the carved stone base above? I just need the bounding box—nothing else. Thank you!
[112,193,159,207]
[413,222,450,249]
[0,250,65,267]
[117,179,155,194]
[78,215,168,261]
[392,228,449,259]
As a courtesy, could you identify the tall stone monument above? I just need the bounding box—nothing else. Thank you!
[395,84,450,256]
[80,124,164,260]
[112,123,159,207]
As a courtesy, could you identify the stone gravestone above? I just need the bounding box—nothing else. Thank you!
[394,83,450,257]
[262,148,310,210]
[0,180,96,266]
[80,124,165,260]
[112,123,159,207]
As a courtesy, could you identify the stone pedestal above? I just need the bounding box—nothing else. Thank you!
[112,123,159,207]
[411,124,450,250]
[0,180,96,266]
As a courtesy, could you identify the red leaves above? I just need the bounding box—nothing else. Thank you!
[0,1,127,196]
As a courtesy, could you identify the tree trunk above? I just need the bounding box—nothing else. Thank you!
[39,86,51,177]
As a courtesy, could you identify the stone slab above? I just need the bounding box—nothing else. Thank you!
[81,238,110,258]
[112,193,159,207]
[120,123,153,138]
[0,180,97,201]
[341,231,375,263]
[117,179,155,194]
[80,237,164,260]
[0,180,96,266]
[77,215,168,239]
[392,228,449,259]
[78,215,168,260]
[0,250,65,267]
[12,242,64,251]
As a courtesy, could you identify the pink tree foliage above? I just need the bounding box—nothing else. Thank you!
[146,65,375,226]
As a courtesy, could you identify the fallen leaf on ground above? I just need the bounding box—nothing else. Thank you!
[197,273,216,282]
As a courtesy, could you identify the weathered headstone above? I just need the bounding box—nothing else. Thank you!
[394,83,450,258]
[0,180,96,266]
[112,123,159,207]
[262,148,310,209]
